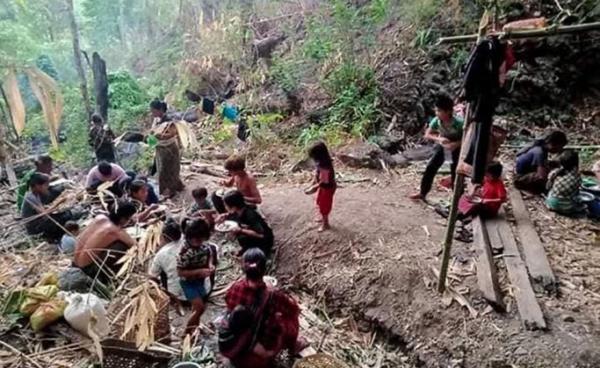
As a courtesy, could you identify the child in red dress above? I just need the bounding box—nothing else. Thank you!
[458,162,507,219]
[306,142,336,232]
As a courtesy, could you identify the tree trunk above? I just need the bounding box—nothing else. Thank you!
[66,0,92,118]
[92,52,109,122]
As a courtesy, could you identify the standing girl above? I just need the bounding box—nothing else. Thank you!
[307,141,336,232]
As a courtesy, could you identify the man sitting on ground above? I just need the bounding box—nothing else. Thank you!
[218,190,273,257]
[85,161,127,196]
[17,155,63,211]
[21,173,75,241]
[514,131,567,194]
[212,155,262,213]
[73,200,137,284]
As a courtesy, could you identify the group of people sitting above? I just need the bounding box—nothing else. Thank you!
[410,93,597,219]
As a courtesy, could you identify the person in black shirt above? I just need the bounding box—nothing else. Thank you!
[219,190,274,257]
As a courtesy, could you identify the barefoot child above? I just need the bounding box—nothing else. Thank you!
[307,141,336,232]
[457,162,507,220]
[212,155,262,213]
[177,218,216,337]
[410,94,463,201]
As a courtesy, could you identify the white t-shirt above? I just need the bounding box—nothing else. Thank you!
[149,240,186,301]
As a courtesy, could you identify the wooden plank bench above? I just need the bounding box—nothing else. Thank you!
[508,187,557,294]
[495,208,547,330]
[472,216,506,312]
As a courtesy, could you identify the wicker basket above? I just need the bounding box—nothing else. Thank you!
[293,353,349,368]
[101,338,172,368]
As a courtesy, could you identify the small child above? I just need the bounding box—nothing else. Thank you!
[458,162,507,219]
[60,221,80,254]
[177,218,216,337]
[212,155,262,213]
[410,94,463,201]
[307,141,336,232]
[546,150,584,215]
[189,187,214,214]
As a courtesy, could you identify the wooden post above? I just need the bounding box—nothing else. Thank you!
[438,12,491,293]
[92,52,109,122]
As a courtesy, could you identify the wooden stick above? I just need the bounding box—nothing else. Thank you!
[438,21,600,44]
[0,340,44,368]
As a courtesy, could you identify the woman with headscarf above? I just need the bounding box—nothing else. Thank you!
[149,100,185,198]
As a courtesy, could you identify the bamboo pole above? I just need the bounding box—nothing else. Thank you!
[437,12,491,293]
[438,21,600,44]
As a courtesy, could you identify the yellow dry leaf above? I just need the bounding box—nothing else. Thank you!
[3,70,26,136]
[25,68,63,148]
[174,120,198,151]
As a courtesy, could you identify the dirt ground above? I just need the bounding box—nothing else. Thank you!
[260,166,600,368]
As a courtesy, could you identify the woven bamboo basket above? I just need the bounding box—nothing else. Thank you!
[101,338,171,368]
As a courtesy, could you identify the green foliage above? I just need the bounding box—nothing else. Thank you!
[212,125,234,144]
[297,123,348,149]
[107,71,149,132]
[323,62,379,138]
[270,57,303,93]
[401,0,443,27]
[303,18,334,61]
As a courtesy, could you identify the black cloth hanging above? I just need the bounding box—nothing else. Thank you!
[202,98,216,115]
[463,36,506,184]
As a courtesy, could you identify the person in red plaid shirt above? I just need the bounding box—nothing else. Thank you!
[224,248,307,368]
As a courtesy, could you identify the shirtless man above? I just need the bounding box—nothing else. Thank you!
[212,155,262,213]
[73,200,137,284]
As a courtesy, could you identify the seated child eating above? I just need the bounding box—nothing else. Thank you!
[189,187,216,222]
[458,162,507,220]
[212,155,262,213]
[60,221,80,254]
[545,150,584,216]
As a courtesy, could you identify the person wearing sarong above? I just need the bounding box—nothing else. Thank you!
[545,150,585,216]
[514,131,567,194]
[150,100,185,198]
[223,248,306,368]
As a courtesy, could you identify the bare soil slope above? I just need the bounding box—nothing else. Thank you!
[261,171,600,368]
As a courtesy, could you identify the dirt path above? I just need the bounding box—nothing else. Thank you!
[260,171,600,368]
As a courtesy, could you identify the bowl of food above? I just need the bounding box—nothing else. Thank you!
[215,188,226,198]
[304,186,317,195]
[579,191,596,203]
[215,220,240,233]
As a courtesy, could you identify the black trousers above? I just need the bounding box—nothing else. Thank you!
[420,144,460,197]
[80,241,128,285]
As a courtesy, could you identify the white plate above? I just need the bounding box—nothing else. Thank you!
[579,192,595,203]
[215,189,226,197]
[263,276,278,287]
[214,220,239,233]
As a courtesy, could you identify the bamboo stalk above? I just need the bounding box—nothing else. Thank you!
[438,21,600,44]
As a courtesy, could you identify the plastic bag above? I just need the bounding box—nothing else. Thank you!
[63,293,110,338]
[30,298,66,332]
[20,285,59,316]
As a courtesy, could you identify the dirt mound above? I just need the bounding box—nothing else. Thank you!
[261,171,600,368]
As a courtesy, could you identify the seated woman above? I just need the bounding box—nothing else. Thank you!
[177,218,218,337]
[220,190,273,257]
[222,248,305,368]
[73,201,137,284]
[21,173,75,241]
[212,155,262,214]
[514,131,567,194]
[85,161,127,196]
[458,162,507,220]
[128,180,161,222]
[546,150,585,216]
